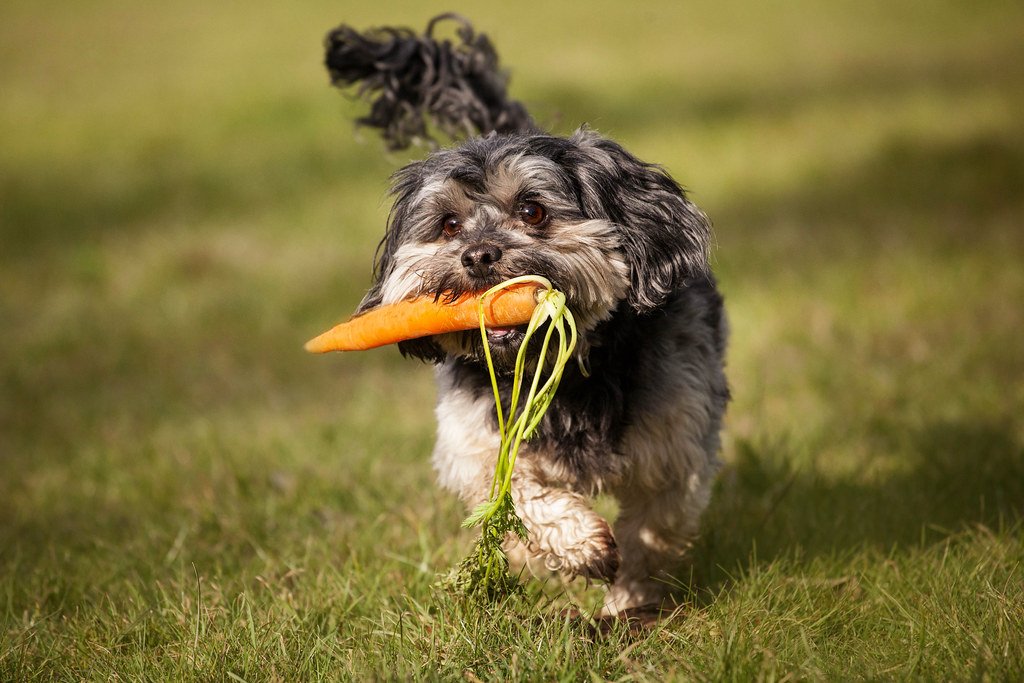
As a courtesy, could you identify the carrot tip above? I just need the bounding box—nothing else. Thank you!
[304,328,350,354]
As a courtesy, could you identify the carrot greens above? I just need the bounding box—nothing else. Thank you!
[448,276,579,599]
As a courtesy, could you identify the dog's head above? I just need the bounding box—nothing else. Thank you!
[357,128,712,368]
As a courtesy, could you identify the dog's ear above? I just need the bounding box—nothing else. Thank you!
[356,162,448,362]
[570,129,711,311]
[356,161,420,313]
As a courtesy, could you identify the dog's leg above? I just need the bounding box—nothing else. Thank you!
[600,485,708,616]
[437,448,619,583]
[434,367,620,583]
[503,465,620,583]
[601,393,724,616]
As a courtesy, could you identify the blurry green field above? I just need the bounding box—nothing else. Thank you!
[2,0,1023,679]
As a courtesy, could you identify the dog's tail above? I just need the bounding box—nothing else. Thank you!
[324,13,535,150]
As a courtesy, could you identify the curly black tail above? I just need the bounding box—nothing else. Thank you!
[324,13,535,150]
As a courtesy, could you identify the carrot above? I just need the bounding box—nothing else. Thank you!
[304,281,543,353]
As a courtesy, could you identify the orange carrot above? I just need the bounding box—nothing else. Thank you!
[304,282,543,353]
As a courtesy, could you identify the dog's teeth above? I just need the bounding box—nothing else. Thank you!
[486,326,517,339]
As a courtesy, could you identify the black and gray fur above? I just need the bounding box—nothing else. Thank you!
[324,15,728,617]
[325,13,533,150]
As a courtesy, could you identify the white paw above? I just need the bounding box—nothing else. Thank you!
[522,515,620,583]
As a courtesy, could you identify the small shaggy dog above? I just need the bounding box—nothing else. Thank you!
[323,15,728,618]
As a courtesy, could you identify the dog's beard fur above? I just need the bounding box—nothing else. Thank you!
[378,215,628,371]
[357,128,711,372]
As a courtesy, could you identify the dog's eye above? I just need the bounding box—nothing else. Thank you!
[441,215,462,239]
[517,201,547,227]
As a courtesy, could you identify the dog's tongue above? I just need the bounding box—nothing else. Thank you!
[486,325,518,340]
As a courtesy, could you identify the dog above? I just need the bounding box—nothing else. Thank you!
[323,14,729,618]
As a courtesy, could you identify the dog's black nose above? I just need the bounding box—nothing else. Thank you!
[461,243,503,279]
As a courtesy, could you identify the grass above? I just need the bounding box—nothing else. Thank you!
[2,0,1023,679]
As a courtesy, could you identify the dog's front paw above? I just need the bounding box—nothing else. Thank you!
[532,515,620,583]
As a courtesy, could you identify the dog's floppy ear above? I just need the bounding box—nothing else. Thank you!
[355,162,447,362]
[570,129,711,311]
[356,160,422,313]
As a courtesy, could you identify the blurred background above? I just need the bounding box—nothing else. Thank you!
[1,0,1022,674]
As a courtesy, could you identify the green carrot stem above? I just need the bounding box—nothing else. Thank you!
[456,276,578,597]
